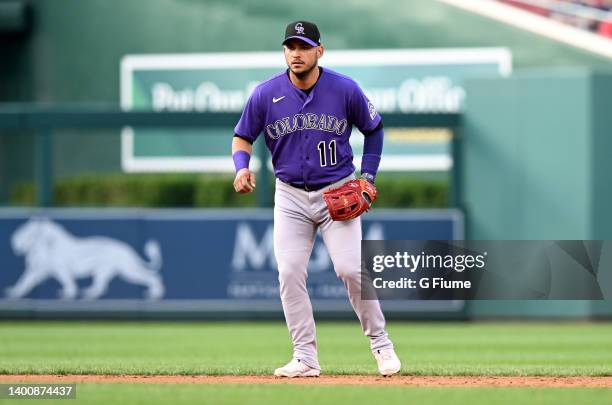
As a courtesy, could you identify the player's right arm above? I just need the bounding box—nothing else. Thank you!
[232,136,256,193]
[232,84,264,194]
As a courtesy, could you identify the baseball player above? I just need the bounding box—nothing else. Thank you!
[231,20,401,377]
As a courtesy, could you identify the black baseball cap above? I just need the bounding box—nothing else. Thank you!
[282,21,321,47]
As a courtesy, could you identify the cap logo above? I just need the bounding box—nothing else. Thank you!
[295,22,305,35]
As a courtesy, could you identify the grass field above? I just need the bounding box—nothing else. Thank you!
[1,321,611,376]
[1,321,611,404]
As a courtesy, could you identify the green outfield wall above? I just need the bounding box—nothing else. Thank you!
[463,69,612,319]
[1,0,610,203]
[2,1,612,319]
[2,0,608,104]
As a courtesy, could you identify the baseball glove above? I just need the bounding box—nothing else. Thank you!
[323,178,378,221]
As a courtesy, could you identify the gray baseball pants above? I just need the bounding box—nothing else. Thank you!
[273,174,393,370]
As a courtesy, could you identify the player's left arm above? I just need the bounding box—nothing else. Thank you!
[349,86,384,184]
[360,123,383,184]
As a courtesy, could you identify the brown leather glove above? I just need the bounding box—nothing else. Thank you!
[322,179,378,221]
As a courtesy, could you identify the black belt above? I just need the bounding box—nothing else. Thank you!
[284,180,335,192]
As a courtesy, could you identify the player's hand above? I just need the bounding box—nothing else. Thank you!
[233,168,256,193]
[360,172,375,185]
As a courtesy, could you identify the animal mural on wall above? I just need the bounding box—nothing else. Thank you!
[5,217,164,300]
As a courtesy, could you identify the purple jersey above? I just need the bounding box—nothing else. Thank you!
[234,67,381,187]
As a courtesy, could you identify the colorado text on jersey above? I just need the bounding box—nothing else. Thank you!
[265,113,348,139]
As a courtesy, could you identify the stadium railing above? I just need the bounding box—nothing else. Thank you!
[0,106,463,209]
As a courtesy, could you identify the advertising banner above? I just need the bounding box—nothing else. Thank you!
[0,209,463,314]
[120,48,511,172]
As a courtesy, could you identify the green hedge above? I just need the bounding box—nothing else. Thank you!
[10,173,448,208]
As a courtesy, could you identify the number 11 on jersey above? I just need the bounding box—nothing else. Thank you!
[317,140,337,167]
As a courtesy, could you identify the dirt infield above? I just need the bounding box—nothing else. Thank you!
[1,375,611,388]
